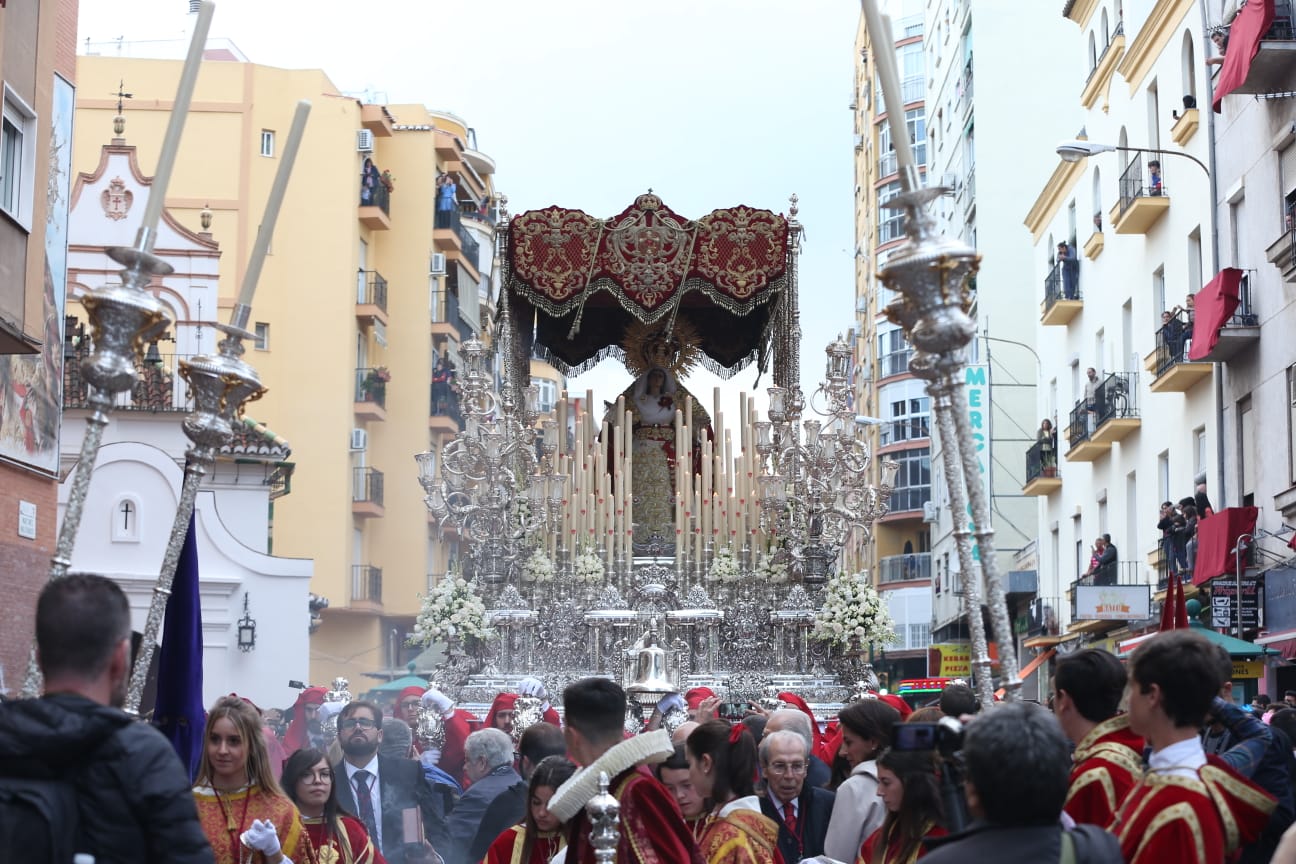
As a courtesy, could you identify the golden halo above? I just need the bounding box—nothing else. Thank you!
[621,318,702,379]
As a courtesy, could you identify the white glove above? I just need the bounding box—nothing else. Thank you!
[420,748,442,770]
[517,676,547,699]
[318,701,345,723]
[421,687,454,716]
[241,819,281,856]
[657,693,686,715]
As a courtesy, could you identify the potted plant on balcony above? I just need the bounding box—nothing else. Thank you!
[362,366,391,401]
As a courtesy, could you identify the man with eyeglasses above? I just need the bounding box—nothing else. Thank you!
[333,700,451,864]
[757,729,835,864]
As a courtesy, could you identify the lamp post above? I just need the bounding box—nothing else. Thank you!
[1055,140,1210,178]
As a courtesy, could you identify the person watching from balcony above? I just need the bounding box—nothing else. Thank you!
[1083,538,1104,581]
[1148,160,1163,196]
[1160,311,1187,363]
[1084,367,1102,432]
[1057,241,1079,300]
[1207,29,1228,66]
[1096,534,1118,585]
[1038,419,1057,475]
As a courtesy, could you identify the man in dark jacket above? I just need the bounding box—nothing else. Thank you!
[758,729,834,863]
[334,700,452,864]
[922,703,1122,864]
[0,573,213,864]
[444,728,527,864]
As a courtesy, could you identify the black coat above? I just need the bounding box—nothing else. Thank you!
[0,692,213,864]
[922,822,1122,864]
[443,764,526,864]
[335,754,451,864]
[806,754,832,790]
[759,785,835,864]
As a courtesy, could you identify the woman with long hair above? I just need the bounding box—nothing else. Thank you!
[282,748,385,864]
[858,749,946,864]
[193,695,304,864]
[821,699,900,862]
[484,755,577,864]
[686,721,782,864]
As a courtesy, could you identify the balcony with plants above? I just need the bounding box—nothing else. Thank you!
[1023,437,1061,496]
[354,366,390,422]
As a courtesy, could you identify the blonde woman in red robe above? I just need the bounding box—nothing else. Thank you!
[858,749,946,864]
[687,721,783,864]
[485,756,577,864]
[193,696,305,864]
[283,748,386,864]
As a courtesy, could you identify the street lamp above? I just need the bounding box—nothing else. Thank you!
[1055,139,1209,177]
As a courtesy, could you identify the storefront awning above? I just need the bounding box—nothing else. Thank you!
[1255,629,1296,660]
[1119,623,1278,658]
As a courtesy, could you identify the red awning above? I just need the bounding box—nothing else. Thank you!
[1213,0,1276,112]
[1192,506,1259,586]
[1188,268,1243,360]
[1255,630,1296,661]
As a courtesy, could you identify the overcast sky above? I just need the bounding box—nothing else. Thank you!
[78,0,862,421]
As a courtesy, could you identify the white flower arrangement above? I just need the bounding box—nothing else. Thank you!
[709,546,743,583]
[409,574,494,647]
[573,546,606,584]
[522,548,556,583]
[812,570,896,649]
[754,552,789,584]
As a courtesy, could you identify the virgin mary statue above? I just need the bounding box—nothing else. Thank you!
[611,323,711,554]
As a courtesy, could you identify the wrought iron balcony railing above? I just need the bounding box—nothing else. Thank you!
[353,467,384,507]
[1025,438,1059,484]
[351,564,383,604]
[357,270,388,313]
[1067,371,1138,448]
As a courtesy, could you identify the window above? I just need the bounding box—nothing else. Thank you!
[1153,265,1166,318]
[888,447,931,512]
[1194,426,1207,477]
[878,327,911,377]
[907,109,927,168]
[1158,450,1170,503]
[260,129,275,157]
[908,622,931,649]
[1239,396,1255,507]
[1,85,36,229]
[878,181,904,243]
[254,322,270,350]
[536,379,557,413]
[1188,228,1203,296]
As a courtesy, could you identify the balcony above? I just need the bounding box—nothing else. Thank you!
[352,467,385,519]
[879,150,898,179]
[879,553,932,585]
[64,347,194,413]
[351,565,383,609]
[1265,209,1296,284]
[359,104,394,137]
[354,367,388,422]
[1149,309,1212,392]
[1226,1,1296,96]
[1083,229,1105,260]
[1066,371,1140,461]
[1041,257,1082,325]
[886,484,931,517]
[434,209,482,282]
[963,165,976,215]
[1189,275,1259,364]
[1169,108,1199,146]
[1110,153,1169,234]
[358,165,392,231]
[430,366,462,434]
[1081,21,1126,109]
[1023,438,1061,496]
[355,270,389,327]
[1068,561,1148,633]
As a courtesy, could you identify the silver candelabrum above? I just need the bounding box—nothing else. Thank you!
[124,314,265,715]
[755,337,899,584]
[877,185,1021,704]
[21,230,170,697]
[417,336,544,585]
[587,771,621,863]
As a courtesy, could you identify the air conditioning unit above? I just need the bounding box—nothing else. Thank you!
[922,501,938,523]
[356,129,375,153]
[349,428,367,451]
[429,252,446,275]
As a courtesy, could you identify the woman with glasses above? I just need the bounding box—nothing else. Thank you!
[193,695,305,864]
[858,749,946,864]
[283,747,386,864]
[686,721,782,863]
[484,755,576,864]
[822,699,901,862]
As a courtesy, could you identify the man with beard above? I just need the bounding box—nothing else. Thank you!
[333,700,452,864]
[0,574,212,863]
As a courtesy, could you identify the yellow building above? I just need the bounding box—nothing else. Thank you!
[73,54,501,686]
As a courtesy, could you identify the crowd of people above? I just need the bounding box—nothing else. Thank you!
[10,573,1296,863]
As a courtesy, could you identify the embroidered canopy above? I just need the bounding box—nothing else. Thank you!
[502,193,792,378]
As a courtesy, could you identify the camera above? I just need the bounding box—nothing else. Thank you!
[891,716,965,757]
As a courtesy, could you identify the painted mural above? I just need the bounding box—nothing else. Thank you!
[0,74,72,473]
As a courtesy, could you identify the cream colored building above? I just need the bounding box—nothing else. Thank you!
[73,52,501,687]
[1022,0,1218,663]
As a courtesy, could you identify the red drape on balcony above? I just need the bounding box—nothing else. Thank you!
[1192,506,1259,586]
[1213,0,1276,112]
[1187,267,1243,360]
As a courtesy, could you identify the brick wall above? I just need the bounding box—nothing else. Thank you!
[53,0,77,81]
[0,465,57,695]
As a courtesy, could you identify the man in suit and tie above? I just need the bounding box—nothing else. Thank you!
[334,700,452,864]
[758,730,835,864]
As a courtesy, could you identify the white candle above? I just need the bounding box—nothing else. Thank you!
[861,2,917,191]
[236,100,311,313]
[139,1,215,244]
